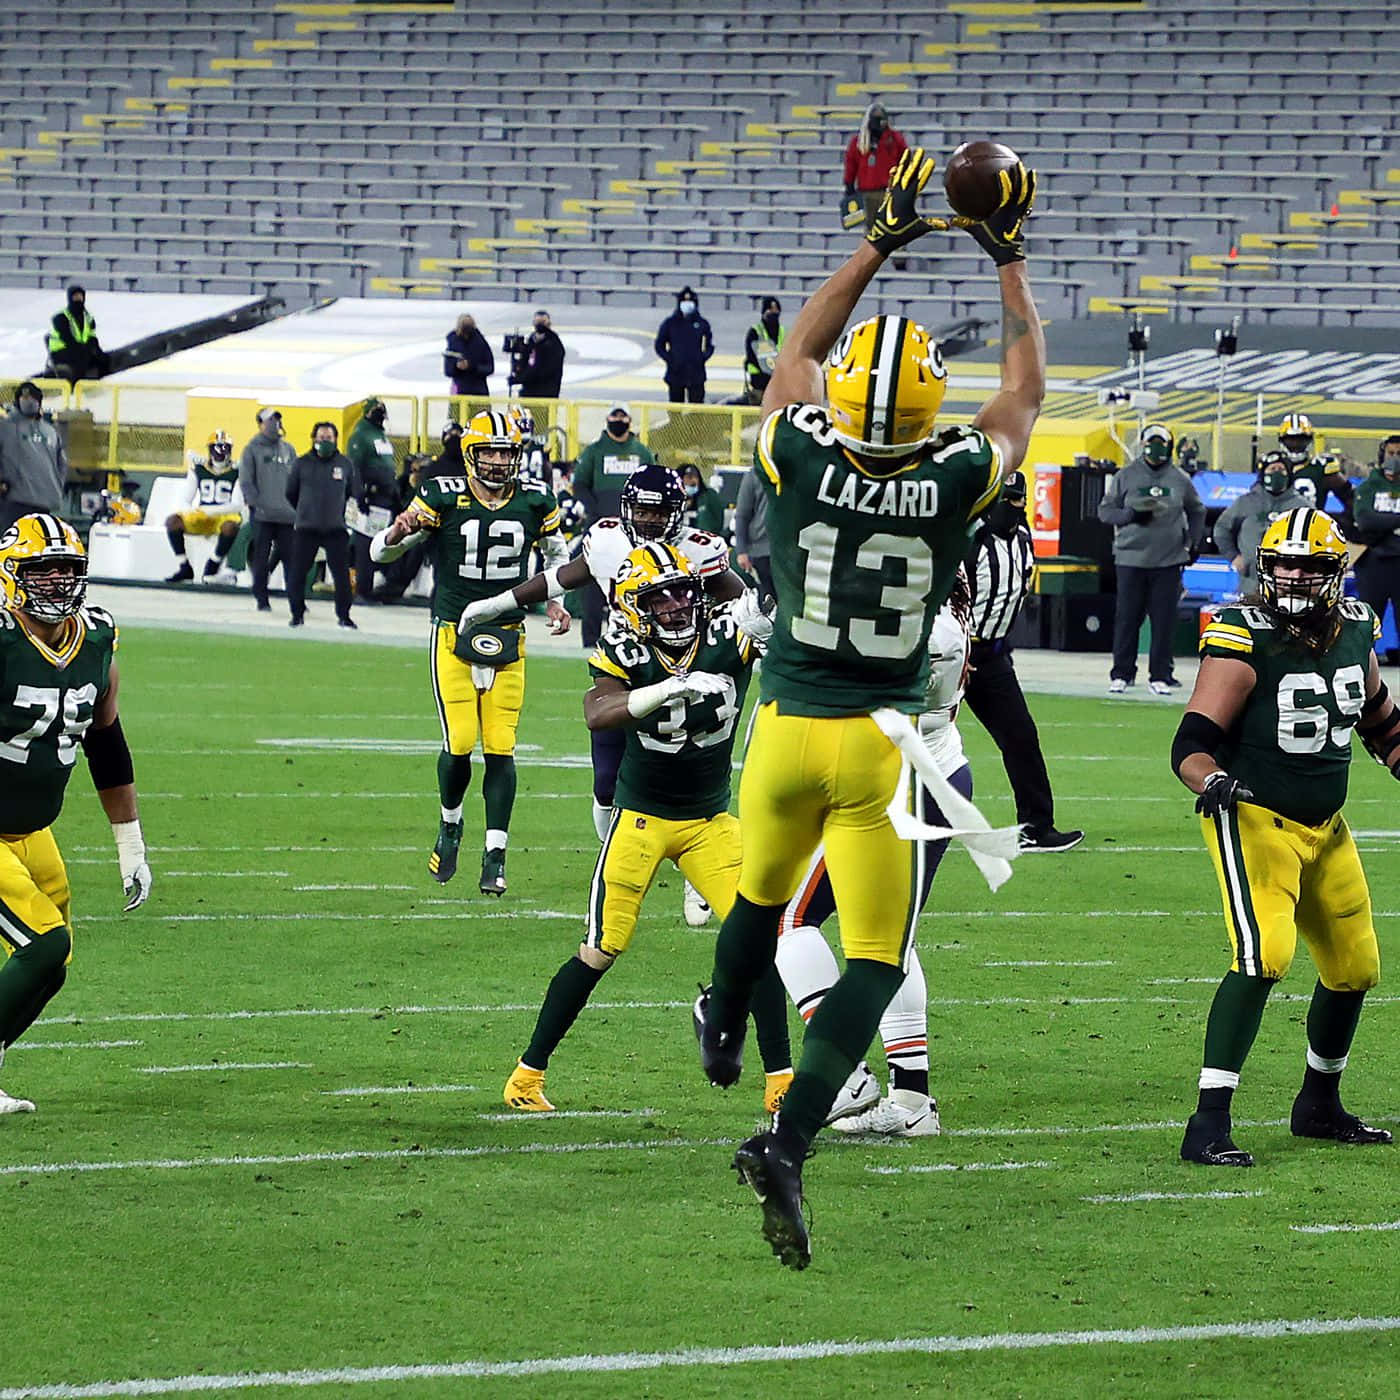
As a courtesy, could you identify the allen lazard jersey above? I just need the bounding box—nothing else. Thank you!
[0,605,116,835]
[187,461,241,512]
[1200,599,1380,826]
[581,519,729,607]
[588,606,756,821]
[755,403,1001,716]
[412,474,562,625]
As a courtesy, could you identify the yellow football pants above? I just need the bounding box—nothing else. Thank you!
[586,809,741,958]
[430,621,525,756]
[177,509,242,536]
[1201,801,1378,990]
[735,703,917,969]
[0,828,72,960]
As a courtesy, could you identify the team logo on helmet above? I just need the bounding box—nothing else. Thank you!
[0,513,89,622]
[462,409,522,490]
[824,315,946,460]
[1256,507,1347,623]
[613,542,704,651]
[1278,412,1315,467]
[620,464,685,544]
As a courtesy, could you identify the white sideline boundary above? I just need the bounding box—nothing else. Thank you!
[1081,1190,1265,1204]
[4,1314,1400,1397]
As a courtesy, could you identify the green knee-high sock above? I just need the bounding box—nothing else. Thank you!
[750,962,793,1074]
[482,753,517,834]
[0,927,71,1048]
[437,750,472,812]
[1201,970,1274,1075]
[522,956,606,1070]
[709,894,783,1035]
[776,958,904,1149]
[1301,981,1367,1105]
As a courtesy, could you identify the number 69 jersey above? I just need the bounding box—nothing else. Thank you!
[755,403,1002,718]
[1200,599,1380,826]
[0,605,116,836]
[410,474,563,625]
[588,607,757,822]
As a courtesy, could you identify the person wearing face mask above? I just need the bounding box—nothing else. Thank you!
[678,462,724,535]
[1350,435,1400,661]
[0,383,68,533]
[1099,423,1205,696]
[744,298,785,404]
[842,104,909,235]
[653,287,714,404]
[284,422,358,629]
[508,310,566,401]
[238,408,298,612]
[45,285,109,384]
[1212,450,1311,597]
[444,313,495,399]
[346,397,399,605]
[961,472,1083,853]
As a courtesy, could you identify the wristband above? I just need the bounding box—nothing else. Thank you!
[626,677,678,719]
[542,566,566,601]
[113,819,146,880]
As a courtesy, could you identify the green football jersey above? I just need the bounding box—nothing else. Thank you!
[754,403,1002,716]
[1199,599,1379,825]
[412,474,561,624]
[0,605,117,835]
[192,461,239,511]
[588,607,756,821]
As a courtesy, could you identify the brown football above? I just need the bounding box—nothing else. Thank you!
[943,140,1021,221]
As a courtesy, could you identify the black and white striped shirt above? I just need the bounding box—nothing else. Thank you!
[967,523,1034,642]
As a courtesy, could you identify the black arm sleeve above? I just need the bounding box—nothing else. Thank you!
[1171,711,1226,779]
[83,716,135,790]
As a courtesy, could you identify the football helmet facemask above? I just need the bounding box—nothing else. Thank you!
[0,513,89,622]
[462,409,522,490]
[614,543,704,651]
[1256,507,1347,622]
[620,464,685,544]
[825,314,946,460]
[1278,412,1315,468]
[207,429,234,471]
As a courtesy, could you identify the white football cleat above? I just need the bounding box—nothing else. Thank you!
[829,1089,940,1137]
[682,880,712,928]
[824,1061,881,1124]
[0,1087,36,1115]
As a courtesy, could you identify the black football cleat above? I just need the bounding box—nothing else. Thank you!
[733,1131,811,1271]
[1291,1097,1394,1145]
[1181,1111,1255,1167]
[428,819,463,885]
[165,562,194,583]
[692,983,745,1088]
[1018,825,1085,854]
[479,848,507,897]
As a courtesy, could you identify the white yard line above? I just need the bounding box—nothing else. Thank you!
[982,960,1116,968]
[133,1062,311,1075]
[161,871,291,879]
[865,1160,1054,1176]
[1291,1220,1400,1235]
[1081,1190,1265,1204]
[322,1084,481,1097]
[4,1314,1399,1397]
[292,884,416,892]
[475,1109,659,1122]
[8,1040,142,1052]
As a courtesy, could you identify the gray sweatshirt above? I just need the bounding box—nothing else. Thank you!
[1097,457,1205,569]
[1212,483,1311,588]
[286,450,357,532]
[0,408,67,510]
[238,432,298,525]
[733,470,770,559]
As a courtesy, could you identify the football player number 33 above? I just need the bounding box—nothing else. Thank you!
[792,522,932,659]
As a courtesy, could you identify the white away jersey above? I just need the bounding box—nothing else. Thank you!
[916,605,969,778]
[581,519,729,604]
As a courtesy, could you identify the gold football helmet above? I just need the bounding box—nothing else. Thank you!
[462,409,522,490]
[0,513,89,621]
[613,542,703,651]
[207,428,234,472]
[1278,412,1315,467]
[825,314,946,459]
[1256,507,1347,619]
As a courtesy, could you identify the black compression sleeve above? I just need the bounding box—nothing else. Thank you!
[1171,711,1226,778]
[82,716,135,790]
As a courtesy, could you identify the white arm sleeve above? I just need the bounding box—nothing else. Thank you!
[539,530,571,573]
[626,676,682,719]
[369,526,426,563]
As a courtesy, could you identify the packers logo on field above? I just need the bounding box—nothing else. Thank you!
[469,632,504,658]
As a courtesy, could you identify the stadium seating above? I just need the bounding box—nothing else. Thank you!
[0,0,1396,325]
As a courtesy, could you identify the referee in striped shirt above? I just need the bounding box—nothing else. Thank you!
[963,471,1083,853]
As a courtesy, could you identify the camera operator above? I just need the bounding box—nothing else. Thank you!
[506,311,565,402]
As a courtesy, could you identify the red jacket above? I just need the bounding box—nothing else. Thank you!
[843,128,909,191]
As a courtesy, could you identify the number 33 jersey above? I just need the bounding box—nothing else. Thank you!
[755,403,1002,717]
[410,475,562,625]
[588,608,757,821]
[1200,599,1380,825]
[0,605,116,835]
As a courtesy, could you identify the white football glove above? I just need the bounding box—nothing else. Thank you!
[731,588,774,643]
[113,820,151,912]
[671,671,729,702]
[458,591,514,632]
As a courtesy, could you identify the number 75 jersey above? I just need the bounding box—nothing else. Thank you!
[589,607,757,822]
[755,403,1003,717]
[411,474,562,625]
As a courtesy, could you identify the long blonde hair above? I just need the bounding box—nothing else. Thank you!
[857,102,888,156]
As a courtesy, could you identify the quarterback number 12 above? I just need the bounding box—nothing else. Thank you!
[790,522,934,659]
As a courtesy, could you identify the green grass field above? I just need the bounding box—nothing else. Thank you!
[3,626,1399,1398]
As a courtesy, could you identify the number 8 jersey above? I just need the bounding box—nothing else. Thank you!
[410,474,564,624]
[755,403,1002,716]
[1200,599,1379,826]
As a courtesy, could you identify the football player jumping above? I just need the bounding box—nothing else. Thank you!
[0,515,151,1115]
[1175,508,1396,1167]
[503,545,793,1117]
[371,410,570,896]
[694,146,1043,1268]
